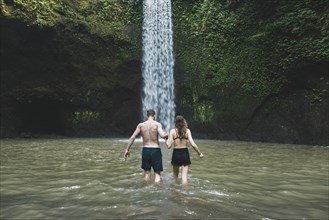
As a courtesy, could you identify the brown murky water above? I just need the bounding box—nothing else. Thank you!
[0,138,328,219]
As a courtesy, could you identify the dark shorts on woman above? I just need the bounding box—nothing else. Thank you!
[141,147,163,172]
[171,148,191,166]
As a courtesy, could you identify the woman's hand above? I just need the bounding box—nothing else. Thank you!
[199,153,204,158]
[124,149,130,160]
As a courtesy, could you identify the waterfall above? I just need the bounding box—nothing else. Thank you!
[142,0,175,132]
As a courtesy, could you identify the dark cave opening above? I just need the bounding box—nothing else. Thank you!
[19,100,65,135]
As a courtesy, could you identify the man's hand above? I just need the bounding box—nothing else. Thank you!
[124,149,130,160]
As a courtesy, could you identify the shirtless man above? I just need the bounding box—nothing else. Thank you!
[124,109,168,183]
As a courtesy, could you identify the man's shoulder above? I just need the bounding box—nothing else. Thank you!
[154,120,161,125]
[137,122,145,127]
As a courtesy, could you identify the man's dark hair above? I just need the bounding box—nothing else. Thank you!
[147,109,156,117]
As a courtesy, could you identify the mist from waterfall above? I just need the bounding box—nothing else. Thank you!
[142,0,175,132]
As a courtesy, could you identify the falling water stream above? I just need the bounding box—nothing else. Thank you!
[142,0,175,132]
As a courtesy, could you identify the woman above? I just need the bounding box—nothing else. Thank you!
[166,115,204,184]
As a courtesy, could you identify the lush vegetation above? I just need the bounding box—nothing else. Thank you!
[2,0,143,66]
[2,0,141,31]
[1,0,328,141]
[173,0,329,122]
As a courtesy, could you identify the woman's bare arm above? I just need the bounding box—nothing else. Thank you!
[187,129,203,157]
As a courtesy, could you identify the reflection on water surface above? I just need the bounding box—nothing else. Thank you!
[0,138,328,219]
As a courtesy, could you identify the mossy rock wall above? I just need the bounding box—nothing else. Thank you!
[1,0,328,145]
[0,16,141,137]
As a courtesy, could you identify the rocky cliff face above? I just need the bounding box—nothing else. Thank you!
[0,16,142,137]
[184,62,329,145]
[1,1,328,145]
[243,63,328,145]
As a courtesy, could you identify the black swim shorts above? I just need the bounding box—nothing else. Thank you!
[171,148,191,166]
[141,147,163,172]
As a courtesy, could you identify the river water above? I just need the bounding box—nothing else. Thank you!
[0,138,328,220]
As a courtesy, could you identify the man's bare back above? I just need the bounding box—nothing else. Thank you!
[124,111,168,158]
[139,120,162,147]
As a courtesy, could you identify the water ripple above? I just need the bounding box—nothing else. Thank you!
[0,138,328,220]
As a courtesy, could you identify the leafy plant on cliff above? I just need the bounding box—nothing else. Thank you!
[4,0,62,26]
[3,0,142,40]
[173,0,329,123]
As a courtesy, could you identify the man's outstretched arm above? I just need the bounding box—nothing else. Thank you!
[124,124,141,159]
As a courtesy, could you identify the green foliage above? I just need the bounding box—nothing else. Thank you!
[73,110,101,126]
[9,0,62,26]
[74,89,112,110]
[305,77,329,105]
[3,0,328,126]
[305,88,325,105]
[5,0,143,40]
[78,0,142,39]
[173,0,329,122]
[193,101,214,122]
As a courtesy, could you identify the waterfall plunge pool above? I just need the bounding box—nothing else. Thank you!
[0,138,328,219]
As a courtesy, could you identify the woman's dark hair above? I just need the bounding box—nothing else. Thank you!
[175,115,187,139]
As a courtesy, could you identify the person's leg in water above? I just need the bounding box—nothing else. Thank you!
[142,148,152,182]
[154,172,161,183]
[152,148,163,183]
[181,165,189,184]
[173,165,179,179]
[144,170,151,182]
